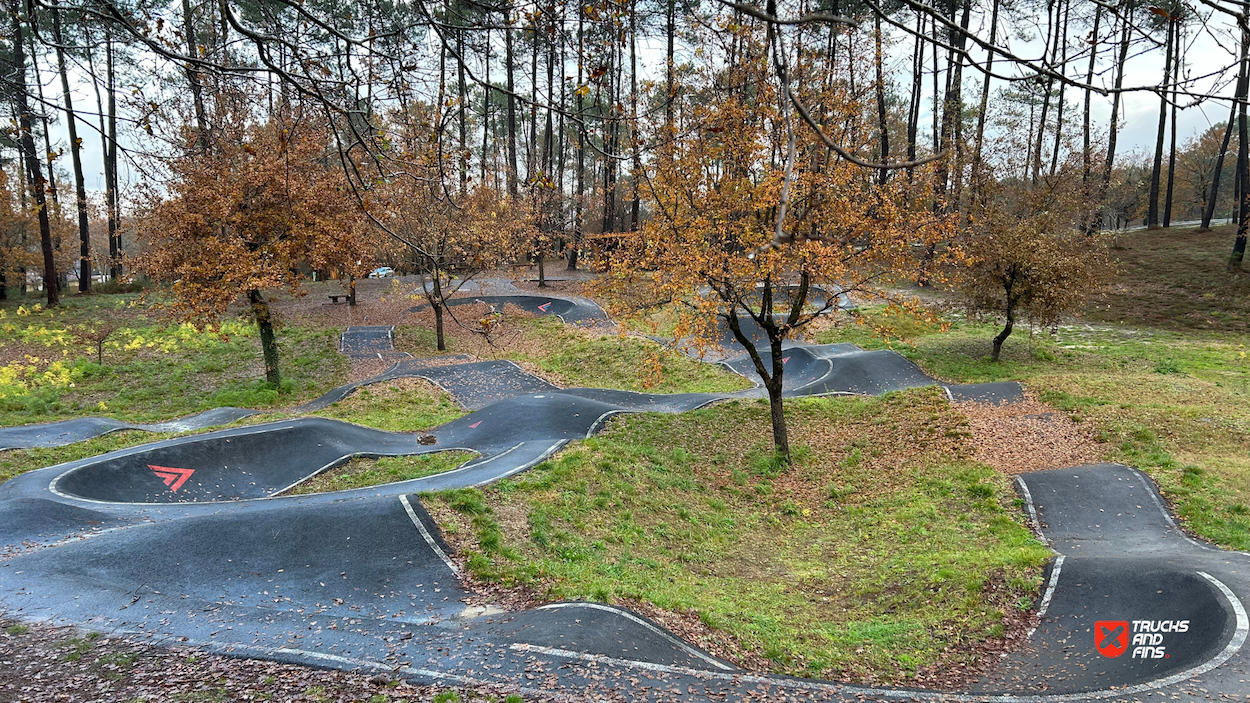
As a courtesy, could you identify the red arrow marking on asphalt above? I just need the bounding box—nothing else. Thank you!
[468,421,482,428]
[148,465,195,493]
[537,302,552,312]
[782,356,790,364]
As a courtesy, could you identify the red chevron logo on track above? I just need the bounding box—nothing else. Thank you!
[148,465,195,493]
[538,302,552,312]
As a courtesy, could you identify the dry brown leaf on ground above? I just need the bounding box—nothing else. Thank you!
[346,356,398,383]
[961,396,1102,474]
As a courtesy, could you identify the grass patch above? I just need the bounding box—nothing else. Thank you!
[427,389,1049,683]
[287,451,474,495]
[818,305,1250,549]
[312,378,465,431]
[525,318,750,393]
[61,631,101,661]
[395,315,752,394]
[0,294,347,425]
[1088,224,1250,334]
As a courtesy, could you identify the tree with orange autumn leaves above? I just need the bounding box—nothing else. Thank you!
[374,180,530,351]
[602,38,954,461]
[137,114,371,386]
[368,103,533,352]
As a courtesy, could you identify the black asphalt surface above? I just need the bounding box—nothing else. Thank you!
[710,286,853,349]
[0,407,260,451]
[410,294,608,325]
[294,355,476,411]
[4,294,1246,700]
[339,325,411,360]
[972,463,1250,697]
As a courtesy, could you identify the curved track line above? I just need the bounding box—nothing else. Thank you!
[533,602,734,671]
[509,571,1247,702]
[1014,475,1049,547]
[3,296,1243,701]
[400,495,460,576]
[1026,555,1064,640]
[1128,466,1250,558]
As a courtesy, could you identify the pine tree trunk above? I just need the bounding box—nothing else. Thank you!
[459,28,469,196]
[543,9,555,176]
[1048,0,1069,178]
[106,36,121,280]
[1102,6,1132,193]
[1031,13,1057,185]
[568,6,585,271]
[602,37,618,235]
[1204,96,1239,230]
[248,290,281,386]
[1164,24,1182,227]
[972,0,999,194]
[1082,6,1101,186]
[506,9,519,197]
[906,11,924,183]
[528,23,539,184]
[874,14,889,186]
[629,0,642,229]
[931,17,941,152]
[666,0,675,126]
[1229,30,1250,271]
[53,10,92,292]
[29,35,58,208]
[1148,19,1175,228]
[11,1,57,306]
[482,26,491,186]
[182,0,209,152]
[948,1,972,209]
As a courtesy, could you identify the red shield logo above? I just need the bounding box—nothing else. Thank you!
[1095,620,1129,658]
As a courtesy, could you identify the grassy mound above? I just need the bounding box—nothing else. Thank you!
[396,315,753,394]
[426,389,1050,684]
[287,451,474,495]
[819,304,1250,551]
[312,378,465,431]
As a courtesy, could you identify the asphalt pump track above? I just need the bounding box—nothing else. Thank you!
[0,294,1247,700]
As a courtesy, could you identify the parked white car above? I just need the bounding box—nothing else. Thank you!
[369,267,395,278]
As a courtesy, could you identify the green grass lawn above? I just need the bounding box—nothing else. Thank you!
[0,430,176,485]
[426,389,1050,684]
[1086,224,1250,333]
[396,315,753,393]
[286,451,474,495]
[817,304,1250,551]
[310,378,466,432]
[0,293,346,426]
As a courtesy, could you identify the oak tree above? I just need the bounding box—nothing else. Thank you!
[138,114,370,385]
[960,157,1110,362]
[602,45,952,461]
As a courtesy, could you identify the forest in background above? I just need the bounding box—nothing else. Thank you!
[1,0,1249,303]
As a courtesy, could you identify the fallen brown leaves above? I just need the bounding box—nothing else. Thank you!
[346,356,398,384]
[0,616,556,703]
[961,395,1101,474]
